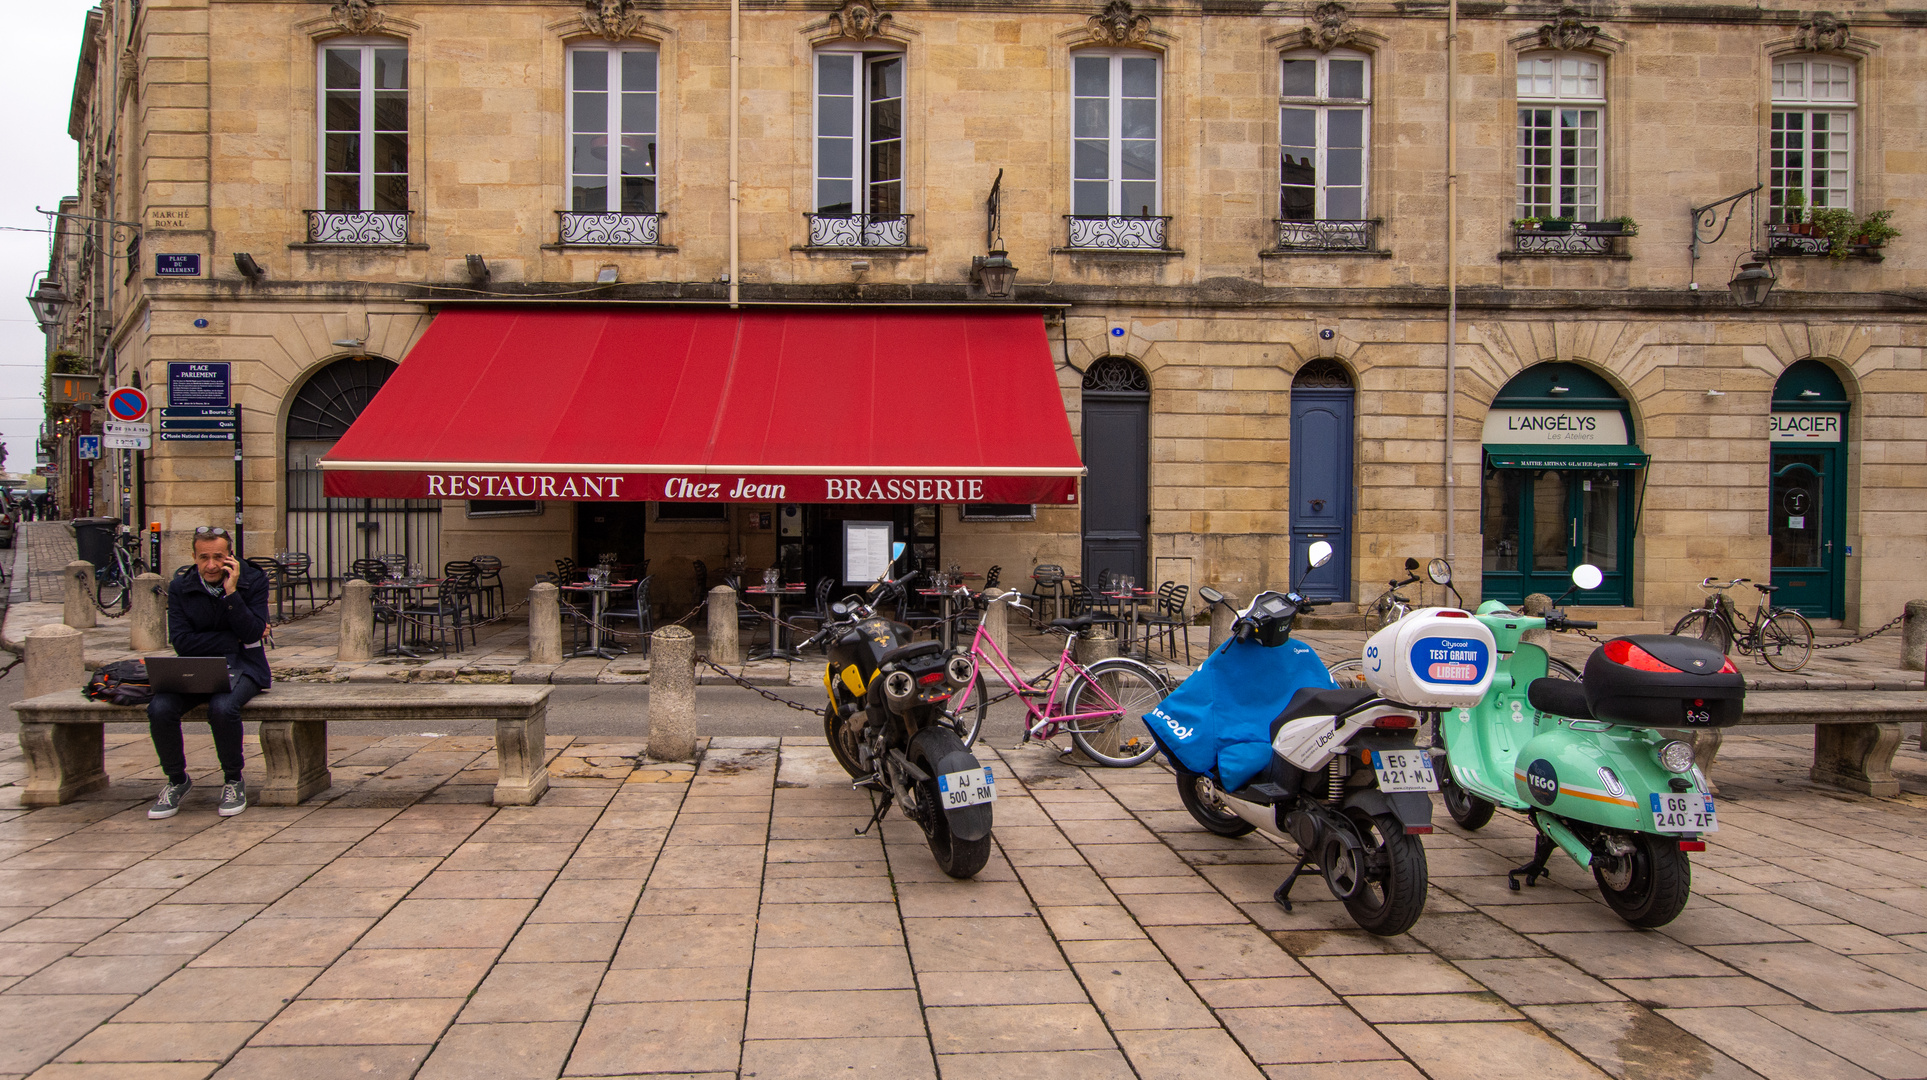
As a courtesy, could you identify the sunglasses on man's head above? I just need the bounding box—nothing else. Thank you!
[193,526,232,540]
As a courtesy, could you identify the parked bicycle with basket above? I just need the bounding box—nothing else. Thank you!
[1671,576,1813,672]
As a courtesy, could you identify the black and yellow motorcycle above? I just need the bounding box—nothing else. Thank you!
[799,546,993,878]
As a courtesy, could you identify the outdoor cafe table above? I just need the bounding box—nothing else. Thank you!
[745,584,808,661]
[1104,589,1160,658]
[562,580,636,660]
[375,578,446,658]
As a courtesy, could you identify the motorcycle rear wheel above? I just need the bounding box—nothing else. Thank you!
[1438,770,1496,830]
[1342,809,1429,937]
[1593,832,1692,928]
[1175,765,1254,837]
[909,729,992,879]
[823,705,864,778]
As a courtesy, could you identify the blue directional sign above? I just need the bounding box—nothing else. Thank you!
[159,406,237,441]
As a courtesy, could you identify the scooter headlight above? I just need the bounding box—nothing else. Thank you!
[1657,739,1696,774]
[946,655,976,687]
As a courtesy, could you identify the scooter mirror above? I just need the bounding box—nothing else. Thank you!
[1428,558,1452,585]
[1307,541,1334,569]
[1404,557,1421,572]
[1571,564,1604,591]
[890,542,906,563]
[1197,586,1225,605]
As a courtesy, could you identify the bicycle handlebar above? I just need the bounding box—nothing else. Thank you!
[1700,577,1749,590]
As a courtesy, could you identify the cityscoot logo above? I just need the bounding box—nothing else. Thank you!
[1151,706,1193,741]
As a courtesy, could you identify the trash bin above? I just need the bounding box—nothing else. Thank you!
[73,517,122,572]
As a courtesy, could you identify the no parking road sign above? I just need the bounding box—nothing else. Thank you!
[105,386,149,423]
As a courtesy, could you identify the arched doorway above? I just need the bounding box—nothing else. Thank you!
[1480,362,1644,606]
[284,356,439,585]
[1081,357,1150,586]
[1769,360,1848,618]
[1290,360,1354,600]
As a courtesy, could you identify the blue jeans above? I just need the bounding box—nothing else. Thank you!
[148,674,262,784]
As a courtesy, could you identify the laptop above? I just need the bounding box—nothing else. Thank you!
[144,656,232,695]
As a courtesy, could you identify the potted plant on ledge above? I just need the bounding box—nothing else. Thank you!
[1853,209,1900,254]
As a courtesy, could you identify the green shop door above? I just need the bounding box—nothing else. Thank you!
[1481,465,1637,606]
[1769,362,1849,620]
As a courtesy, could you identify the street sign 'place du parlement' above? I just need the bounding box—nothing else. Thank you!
[167,362,231,408]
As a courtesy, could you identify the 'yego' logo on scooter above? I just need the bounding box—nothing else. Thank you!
[1151,707,1194,741]
[1411,637,1490,683]
[1525,759,1560,805]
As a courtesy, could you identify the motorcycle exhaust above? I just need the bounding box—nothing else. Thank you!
[882,669,918,713]
[945,655,976,688]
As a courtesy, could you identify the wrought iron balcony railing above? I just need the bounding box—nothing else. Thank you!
[1066,215,1170,251]
[1510,220,1631,255]
[805,213,912,248]
[1761,225,1886,258]
[558,211,664,246]
[1275,218,1378,252]
[304,210,412,245]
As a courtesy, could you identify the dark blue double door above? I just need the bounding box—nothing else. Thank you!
[1290,389,1353,600]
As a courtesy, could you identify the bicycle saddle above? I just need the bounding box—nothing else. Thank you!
[1049,614,1099,632]
[1751,582,1779,594]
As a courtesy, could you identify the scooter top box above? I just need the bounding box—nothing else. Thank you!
[1581,635,1745,729]
[1363,609,1498,709]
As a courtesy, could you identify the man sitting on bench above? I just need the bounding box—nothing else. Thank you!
[147,525,273,820]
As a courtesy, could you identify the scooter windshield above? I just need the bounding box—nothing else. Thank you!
[1149,636,1337,791]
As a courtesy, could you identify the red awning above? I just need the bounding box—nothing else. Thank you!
[320,308,1085,504]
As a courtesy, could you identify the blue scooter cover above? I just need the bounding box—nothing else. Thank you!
[1149,636,1337,791]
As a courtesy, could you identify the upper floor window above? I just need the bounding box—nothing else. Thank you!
[320,42,407,212]
[1516,52,1602,220]
[1771,59,1854,220]
[815,50,903,221]
[568,46,659,214]
[1280,51,1370,221]
[1072,51,1160,218]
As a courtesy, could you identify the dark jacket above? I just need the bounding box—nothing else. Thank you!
[168,562,273,690]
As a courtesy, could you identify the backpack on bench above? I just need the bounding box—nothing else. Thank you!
[85,659,154,707]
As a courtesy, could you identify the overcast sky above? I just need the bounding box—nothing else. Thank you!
[0,1,96,478]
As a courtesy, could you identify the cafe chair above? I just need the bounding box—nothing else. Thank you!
[471,555,506,619]
[788,577,836,634]
[245,556,289,621]
[554,557,580,583]
[350,558,391,584]
[1140,582,1192,665]
[893,572,945,640]
[399,584,473,657]
[277,552,318,614]
[1064,579,1124,637]
[983,565,1001,590]
[1027,564,1066,627]
[722,575,769,650]
[603,576,654,654]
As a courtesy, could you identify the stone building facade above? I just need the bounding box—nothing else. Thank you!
[43,0,1925,629]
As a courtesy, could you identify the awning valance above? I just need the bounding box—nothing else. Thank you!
[321,309,1086,503]
[1484,445,1650,470]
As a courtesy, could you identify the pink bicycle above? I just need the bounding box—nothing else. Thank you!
[946,590,1171,767]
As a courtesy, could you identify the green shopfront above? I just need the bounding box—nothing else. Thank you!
[1769,360,1849,619]
[1479,363,1644,607]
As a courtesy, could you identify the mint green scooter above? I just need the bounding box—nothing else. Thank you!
[1431,565,1745,927]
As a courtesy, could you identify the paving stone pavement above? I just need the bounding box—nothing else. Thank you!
[6,724,1927,1078]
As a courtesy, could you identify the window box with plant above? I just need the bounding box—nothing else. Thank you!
[1770,208,1898,259]
[1508,216,1634,255]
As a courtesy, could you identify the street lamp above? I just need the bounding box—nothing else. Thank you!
[25,278,71,331]
[971,250,1017,299]
[1728,255,1775,307]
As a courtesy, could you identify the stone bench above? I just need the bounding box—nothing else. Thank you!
[12,684,553,808]
[1695,690,1927,798]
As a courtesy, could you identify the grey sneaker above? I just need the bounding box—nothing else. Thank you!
[149,779,192,819]
[217,780,248,817]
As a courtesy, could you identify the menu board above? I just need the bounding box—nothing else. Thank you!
[843,521,894,585]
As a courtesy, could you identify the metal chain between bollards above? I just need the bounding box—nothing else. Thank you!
[693,655,820,712]
[1812,611,1907,650]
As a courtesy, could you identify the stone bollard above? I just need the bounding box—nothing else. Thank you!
[64,561,96,629]
[1207,591,1239,652]
[338,579,374,662]
[25,623,86,699]
[649,625,698,762]
[1903,600,1927,673]
[707,585,741,666]
[1521,593,1553,651]
[983,592,1013,658]
[529,583,563,665]
[129,573,167,652]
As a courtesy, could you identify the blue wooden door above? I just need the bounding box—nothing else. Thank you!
[1290,389,1353,599]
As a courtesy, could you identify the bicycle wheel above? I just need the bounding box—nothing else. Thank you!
[1329,658,1371,690]
[95,571,128,615]
[1672,610,1731,654]
[1758,610,1814,672]
[945,674,987,749]
[1064,658,1167,767]
[1545,657,1582,682]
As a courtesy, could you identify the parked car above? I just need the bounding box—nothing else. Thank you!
[0,509,14,548]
